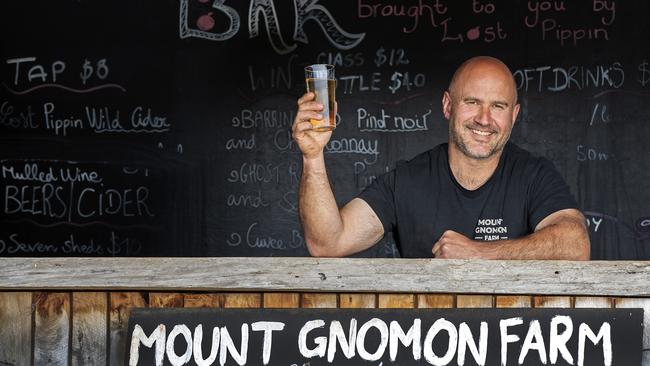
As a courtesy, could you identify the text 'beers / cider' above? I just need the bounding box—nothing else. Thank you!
[305,64,336,131]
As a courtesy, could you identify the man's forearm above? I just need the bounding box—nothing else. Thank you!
[299,154,343,256]
[482,218,590,260]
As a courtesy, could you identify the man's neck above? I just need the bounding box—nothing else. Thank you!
[448,145,502,191]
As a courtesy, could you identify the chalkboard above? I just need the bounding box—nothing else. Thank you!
[1,0,649,259]
[127,308,642,365]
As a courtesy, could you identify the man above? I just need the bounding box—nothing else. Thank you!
[292,56,590,260]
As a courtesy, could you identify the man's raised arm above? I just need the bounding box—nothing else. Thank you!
[293,93,384,257]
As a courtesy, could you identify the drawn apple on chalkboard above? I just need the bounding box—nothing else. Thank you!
[197,12,215,31]
[467,27,480,41]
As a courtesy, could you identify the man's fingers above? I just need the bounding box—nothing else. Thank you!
[294,111,322,125]
[297,92,315,105]
[292,120,314,134]
[441,230,457,238]
[432,241,442,257]
[298,101,324,112]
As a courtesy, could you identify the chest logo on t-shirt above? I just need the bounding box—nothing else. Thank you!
[474,218,508,241]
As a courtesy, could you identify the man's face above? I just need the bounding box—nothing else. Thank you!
[443,63,520,160]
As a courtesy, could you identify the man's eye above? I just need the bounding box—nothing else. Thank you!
[493,104,505,110]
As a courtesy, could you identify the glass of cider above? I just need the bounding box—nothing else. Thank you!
[305,64,336,131]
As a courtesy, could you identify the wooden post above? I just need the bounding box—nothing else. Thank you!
[109,292,146,366]
[72,292,107,366]
[0,292,32,366]
[34,292,70,366]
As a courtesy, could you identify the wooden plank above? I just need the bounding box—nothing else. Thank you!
[457,295,493,308]
[263,293,300,308]
[72,292,107,366]
[149,293,183,308]
[224,293,262,308]
[615,298,650,366]
[533,296,572,308]
[339,293,376,308]
[183,293,223,308]
[574,296,612,308]
[0,292,32,366]
[109,292,146,366]
[34,292,70,366]
[3,258,650,296]
[496,296,531,308]
[378,294,415,309]
[417,294,454,308]
[301,293,337,308]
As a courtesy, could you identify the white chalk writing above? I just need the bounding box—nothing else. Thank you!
[357,108,431,132]
[179,0,365,54]
[514,63,625,93]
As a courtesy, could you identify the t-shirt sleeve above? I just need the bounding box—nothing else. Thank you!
[356,169,397,234]
[527,158,579,230]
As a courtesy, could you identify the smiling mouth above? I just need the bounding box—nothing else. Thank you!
[469,128,493,136]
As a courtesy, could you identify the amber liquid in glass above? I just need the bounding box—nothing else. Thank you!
[306,78,336,131]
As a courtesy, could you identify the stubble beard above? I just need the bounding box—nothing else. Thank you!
[450,119,509,160]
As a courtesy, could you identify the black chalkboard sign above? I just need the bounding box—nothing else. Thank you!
[126,308,643,365]
[1,0,649,258]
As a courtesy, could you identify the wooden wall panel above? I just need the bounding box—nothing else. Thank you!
[378,294,415,308]
[417,294,454,308]
[339,293,376,308]
[457,295,493,308]
[109,292,146,366]
[263,293,300,308]
[34,292,70,366]
[149,293,184,308]
[224,293,262,308]
[574,296,611,308]
[302,293,337,308]
[183,293,224,308]
[72,292,107,366]
[0,289,644,366]
[533,296,572,308]
[0,292,32,366]
[496,296,531,308]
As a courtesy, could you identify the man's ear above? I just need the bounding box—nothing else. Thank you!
[512,103,520,126]
[442,91,452,120]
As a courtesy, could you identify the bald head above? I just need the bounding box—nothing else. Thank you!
[442,56,522,161]
[448,56,518,102]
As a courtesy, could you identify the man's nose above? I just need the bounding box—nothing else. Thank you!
[474,106,491,126]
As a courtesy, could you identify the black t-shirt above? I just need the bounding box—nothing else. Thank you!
[357,142,578,258]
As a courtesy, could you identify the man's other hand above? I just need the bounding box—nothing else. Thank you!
[432,230,493,259]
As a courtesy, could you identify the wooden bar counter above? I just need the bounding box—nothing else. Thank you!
[0,258,648,365]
